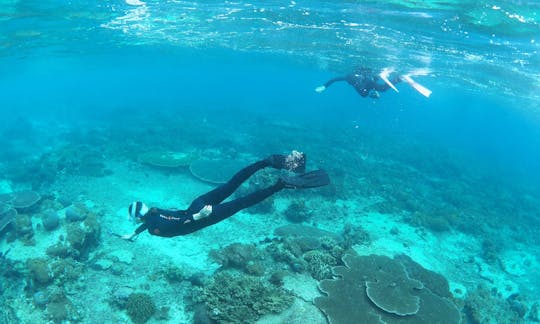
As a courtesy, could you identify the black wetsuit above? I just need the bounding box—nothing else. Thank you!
[324,68,400,97]
[134,159,283,237]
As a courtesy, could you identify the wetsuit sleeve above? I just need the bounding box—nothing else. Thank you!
[134,223,148,235]
[324,76,347,88]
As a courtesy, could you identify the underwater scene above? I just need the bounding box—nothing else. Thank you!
[1,0,540,323]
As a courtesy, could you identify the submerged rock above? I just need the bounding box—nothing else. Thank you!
[33,291,49,307]
[65,205,87,222]
[111,286,135,308]
[42,210,60,231]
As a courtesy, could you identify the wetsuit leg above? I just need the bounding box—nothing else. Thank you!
[186,160,269,214]
[211,182,283,220]
[178,182,284,235]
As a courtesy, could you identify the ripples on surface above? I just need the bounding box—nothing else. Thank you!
[1,0,539,103]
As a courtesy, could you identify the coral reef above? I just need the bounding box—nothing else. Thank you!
[27,256,83,290]
[45,286,79,323]
[33,290,49,307]
[160,265,187,283]
[49,258,84,284]
[1,190,42,238]
[273,224,342,242]
[303,250,338,280]
[65,204,87,222]
[267,224,348,280]
[209,242,259,270]
[27,258,53,286]
[10,213,35,245]
[315,253,461,324]
[65,211,101,260]
[46,242,70,258]
[11,190,41,210]
[464,285,522,323]
[201,271,293,324]
[284,200,312,223]
[342,223,371,248]
[0,193,13,204]
[126,293,157,324]
[51,144,111,177]
[0,107,538,324]
[395,254,452,299]
[41,210,59,231]
[139,150,197,168]
[0,205,17,233]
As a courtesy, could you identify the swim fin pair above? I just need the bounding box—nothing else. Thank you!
[280,169,330,189]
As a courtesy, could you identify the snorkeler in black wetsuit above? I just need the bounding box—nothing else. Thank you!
[315,67,401,98]
[121,151,330,239]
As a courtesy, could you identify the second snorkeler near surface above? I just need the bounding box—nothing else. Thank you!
[316,67,432,98]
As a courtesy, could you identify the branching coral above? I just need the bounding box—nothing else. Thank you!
[126,293,156,324]
[202,272,293,324]
[209,243,259,269]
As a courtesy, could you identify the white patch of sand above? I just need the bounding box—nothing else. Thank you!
[283,273,321,302]
[500,248,538,277]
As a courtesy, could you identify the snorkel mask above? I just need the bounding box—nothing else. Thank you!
[128,201,149,223]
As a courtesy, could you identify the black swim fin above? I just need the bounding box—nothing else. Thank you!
[280,169,330,189]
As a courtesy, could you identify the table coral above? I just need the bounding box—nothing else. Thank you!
[0,204,17,232]
[11,190,41,210]
[315,253,461,324]
[139,151,196,168]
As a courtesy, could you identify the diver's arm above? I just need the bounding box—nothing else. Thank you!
[121,223,147,240]
[316,76,347,92]
[324,76,347,88]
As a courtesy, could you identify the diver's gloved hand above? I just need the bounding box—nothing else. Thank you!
[315,86,326,93]
[193,205,212,220]
[121,233,136,241]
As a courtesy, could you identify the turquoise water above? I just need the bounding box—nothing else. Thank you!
[1,1,540,323]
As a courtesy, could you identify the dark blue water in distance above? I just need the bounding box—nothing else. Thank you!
[3,47,538,185]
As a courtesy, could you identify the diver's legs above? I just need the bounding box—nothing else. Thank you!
[208,182,283,223]
[178,182,285,235]
[187,160,269,213]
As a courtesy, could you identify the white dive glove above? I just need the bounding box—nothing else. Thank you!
[315,85,326,93]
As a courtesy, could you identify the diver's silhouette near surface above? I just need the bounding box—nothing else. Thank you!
[316,67,433,99]
[316,67,402,98]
